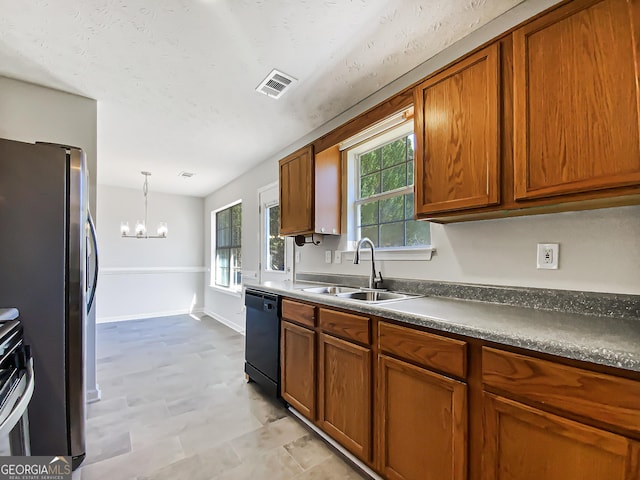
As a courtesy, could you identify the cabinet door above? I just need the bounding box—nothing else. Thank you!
[281,321,316,420]
[414,43,500,215]
[318,333,372,462]
[379,355,467,480]
[279,146,314,235]
[482,393,640,480]
[513,0,640,200]
[314,145,341,235]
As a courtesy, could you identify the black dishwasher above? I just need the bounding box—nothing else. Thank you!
[244,289,281,399]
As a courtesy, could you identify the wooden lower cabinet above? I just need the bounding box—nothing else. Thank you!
[280,321,316,420]
[482,393,640,480]
[379,355,467,480]
[318,332,372,462]
[280,299,640,480]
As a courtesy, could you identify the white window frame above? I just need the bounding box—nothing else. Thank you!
[210,199,242,296]
[342,121,435,261]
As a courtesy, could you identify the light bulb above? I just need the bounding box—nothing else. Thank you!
[120,222,130,236]
[157,222,168,237]
[135,220,146,236]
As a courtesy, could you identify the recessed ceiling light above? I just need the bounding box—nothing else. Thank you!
[178,171,195,178]
[256,69,297,99]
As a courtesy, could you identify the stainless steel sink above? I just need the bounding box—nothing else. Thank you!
[335,291,416,303]
[301,286,360,295]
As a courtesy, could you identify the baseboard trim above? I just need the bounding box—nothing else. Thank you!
[203,309,245,335]
[86,385,101,404]
[98,308,204,324]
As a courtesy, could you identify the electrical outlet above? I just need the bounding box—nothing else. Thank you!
[325,250,332,264]
[334,250,342,264]
[537,243,559,270]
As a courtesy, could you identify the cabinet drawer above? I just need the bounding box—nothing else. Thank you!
[319,308,370,345]
[282,299,316,328]
[482,347,640,434]
[379,322,467,379]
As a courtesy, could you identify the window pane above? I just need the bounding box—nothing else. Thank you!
[360,150,380,176]
[380,222,404,247]
[231,247,242,286]
[406,220,431,246]
[214,202,242,288]
[407,160,414,186]
[405,193,414,220]
[217,227,231,247]
[269,204,280,234]
[359,200,379,226]
[380,195,404,223]
[231,204,242,246]
[216,249,230,287]
[267,205,285,271]
[382,138,406,168]
[382,164,407,192]
[360,172,380,198]
[216,209,230,230]
[360,225,379,246]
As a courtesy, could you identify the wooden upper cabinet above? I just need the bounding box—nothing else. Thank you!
[414,43,501,216]
[314,145,341,235]
[279,146,314,235]
[482,393,640,480]
[279,145,341,236]
[513,0,640,200]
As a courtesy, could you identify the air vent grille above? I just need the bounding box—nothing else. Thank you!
[256,69,297,99]
[178,171,195,178]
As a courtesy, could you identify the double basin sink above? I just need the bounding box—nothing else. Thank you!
[300,286,417,304]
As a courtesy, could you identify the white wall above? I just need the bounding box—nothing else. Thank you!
[297,206,640,295]
[0,76,101,401]
[203,159,278,333]
[97,184,205,322]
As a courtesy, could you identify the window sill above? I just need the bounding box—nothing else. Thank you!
[208,284,242,297]
[341,246,436,262]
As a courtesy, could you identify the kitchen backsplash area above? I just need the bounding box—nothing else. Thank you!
[295,205,640,296]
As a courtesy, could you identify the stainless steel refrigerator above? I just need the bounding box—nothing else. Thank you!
[0,138,98,469]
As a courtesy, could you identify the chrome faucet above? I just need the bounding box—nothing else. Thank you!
[353,237,383,289]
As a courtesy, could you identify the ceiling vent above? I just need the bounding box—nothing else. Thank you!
[255,69,297,99]
[178,171,195,178]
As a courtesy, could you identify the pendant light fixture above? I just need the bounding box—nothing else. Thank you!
[120,171,167,239]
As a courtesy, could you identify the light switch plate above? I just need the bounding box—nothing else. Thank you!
[537,243,559,269]
[295,251,301,264]
[334,250,342,264]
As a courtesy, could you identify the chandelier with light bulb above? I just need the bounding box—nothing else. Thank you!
[120,171,167,239]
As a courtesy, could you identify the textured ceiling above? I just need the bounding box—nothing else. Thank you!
[0,0,522,196]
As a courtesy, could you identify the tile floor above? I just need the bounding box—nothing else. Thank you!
[77,314,366,480]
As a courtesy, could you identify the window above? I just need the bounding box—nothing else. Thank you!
[350,123,430,248]
[265,203,285,271]
[213,202,242,290]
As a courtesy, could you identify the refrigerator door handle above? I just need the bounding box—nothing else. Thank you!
[87,212,99,313]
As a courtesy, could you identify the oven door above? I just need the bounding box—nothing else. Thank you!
[0,343,34,456]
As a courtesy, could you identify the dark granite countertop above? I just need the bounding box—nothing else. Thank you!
[0,308,19,321]
[246,281,640,373]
